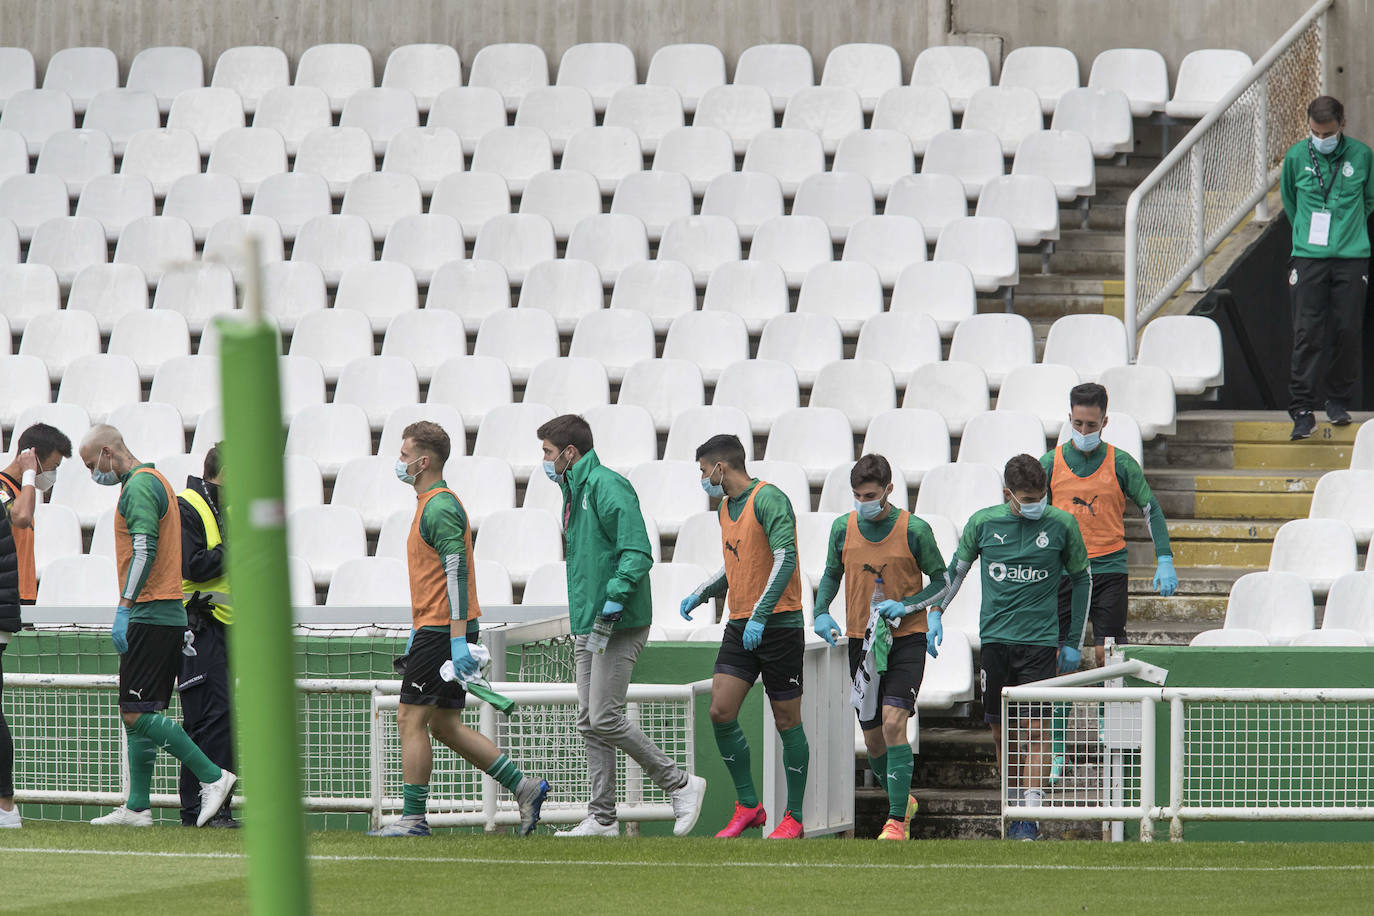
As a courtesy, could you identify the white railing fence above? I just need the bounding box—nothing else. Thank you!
[7,673,702,830]
[1003,682,1374,841]
[1124,0,1331,358]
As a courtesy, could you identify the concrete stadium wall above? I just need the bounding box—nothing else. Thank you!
[4,0,1371,128]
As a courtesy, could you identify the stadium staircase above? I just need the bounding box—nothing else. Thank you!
[855,152,1341,841]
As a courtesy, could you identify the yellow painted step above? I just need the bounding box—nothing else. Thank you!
[1232,443,1351,470]
[1193,475,1320,494]
[1164,520,1283,540]
[1193,492,1313,519]
[1233,421,1361,444]
[1170,541,1273,567]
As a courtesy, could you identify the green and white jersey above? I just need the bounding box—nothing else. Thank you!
[953,504,1090,647]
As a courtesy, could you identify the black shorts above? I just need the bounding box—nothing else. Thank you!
[395,628,478,710]
[120,622,186,713]
[714,619,804,701]
[848,633,927,730]
[980,642,1057,725]
[1057,571,1129,646]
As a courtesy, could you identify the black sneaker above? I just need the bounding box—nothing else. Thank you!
[204,810,241,829]
[1326,402,1352,426]
[1290,410,1316,440]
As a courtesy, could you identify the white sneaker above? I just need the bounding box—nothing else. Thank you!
[91,805,152,827]
[669,774,707,837]
[197,769,237,827]
[556,815,620,837]
[0,805,20,828]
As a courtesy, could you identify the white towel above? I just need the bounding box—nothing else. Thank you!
[850,604,884,721]
[438,643,492,686]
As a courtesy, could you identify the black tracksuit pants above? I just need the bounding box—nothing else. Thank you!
[1289,256,1369,413]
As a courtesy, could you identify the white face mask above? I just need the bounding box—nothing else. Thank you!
[34,457,56,492]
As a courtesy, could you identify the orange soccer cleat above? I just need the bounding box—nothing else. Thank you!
[877,818,906,841]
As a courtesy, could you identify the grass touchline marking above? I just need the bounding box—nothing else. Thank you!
[3,847,1374,873]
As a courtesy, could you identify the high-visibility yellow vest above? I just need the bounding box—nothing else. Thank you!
[179,487,232,625]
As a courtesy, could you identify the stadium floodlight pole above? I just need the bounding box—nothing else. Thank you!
[218,235,312,915]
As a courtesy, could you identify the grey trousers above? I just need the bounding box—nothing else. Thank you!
[575,625,686,823]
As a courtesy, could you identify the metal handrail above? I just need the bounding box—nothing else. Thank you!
[1123,0,1332,357]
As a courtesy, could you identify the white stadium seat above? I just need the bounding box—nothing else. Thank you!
[341,87,420,155]
[911,46,991,114]
[75,174,155,242]
[1051,88,1134,158]
[517,258,604,333]
[610,171,693,242]
[674,510,725,573]
[582,404,659,474]
[382,44,462,113]
[0,174,69,241]
[933,216,1020,293]
[440,456,517,530]
[428,356,513,433]
[748,214,832,288]
[961,86,1044,156]
[742,128,825,197]
[794,511,840,588]
[427,86,507,156]
[810,359,897,433]
[566,213,649,286]
[380,310,467,384]
[288,308,373,384]
[886,173,968,245]
[921,129,1003,199]
[380,126,465,196]
[335,356,420,430]
[818,462,909,514]
[765,407,854,484]
[325,556,410,607]
[166,87,244,156]
[0,264,60,334]
[617,358,706,433]
[476,508,562,587]
[118,128,199,199]
[202,215,285,282]
[35,129,113,196]
[628,461,709,537]
[149,355,219,428]
[609,260,695,333]
[37,555,118,606]
[646,43,725,114]
[556,42,637,112]
[1012,129,1097,203]
[0,354,52,428]
[948,313,1035,391]
[26,216,106,286]
[999,46,1079,114]
[756,312,843,386]
[664,405,754,463]
[743,460,812,515]
[975,174,1061,248]
[735,43,814,113]
[797,261,884,334]
[1268,518,1357,597]
[43,47,118,114]
[914,462,1003,535]
[782,86,864,155]
[862,408,952,485]
[524,357,610,415]
[831,129,914,201]
[163,173,242,243]
[151,262,235,335]
[50,446,119,526]
[113,215,195,287]
[286,404,372,477]
[703,260,789,334]
[381,214,465,286]
[904,361,990,437]
[331,456,414,531]
[1088,48,1170,118]
[472,308,559,385]
[108,309,191,381]
[854,312,943,385]
[252,86,331,157]
[694,84,774,155]
[334,261,419,333]
[1098,365,1177,440]
[713,359,800,434]
[1165,49,1253,119]
[291,214,375,286]
[514,86,595,155]
[792,171,875,243]
[250,172,331,242]
[0,49,35,109]
[872,86,953,157]
[341,172,423,242]
[426,260,511,334]
[561,126,643,195]
[430,171,511,242]
[603,84,684,155]
[468,43,549,112]
[471,126,553,196]
[658,215,741,287]
[1322,573,1374,642]
[106,402,185,458]
[1217,571,1314,646]
[518,169,602,240]
[1310,470,1374,545]
[0,89,74,155]
[522,561,570,606]
[472,213,556,286]
[820,43,900,113]
[997,364,1081,437]
[31,503,81,580]
[289,505,368,587]
[840,215,927,289]
[378,404,467,462]
[259,262,327,333]
[569,308,656,383]
[1137,315,1225,395]
[958,410,1047,471]
[700,172,783,243]
[1042,314,1130,383]
[653,126,735,196]
[56,353,141,424]
[649,563,716,634]
[294,126,376,197]
[473,403,556,481]
[204,126,286,196]
[295,43,374,113]
[19,309,101,382]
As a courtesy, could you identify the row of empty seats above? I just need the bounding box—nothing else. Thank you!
[1193,569,1374,648]
[0,43,1253,119]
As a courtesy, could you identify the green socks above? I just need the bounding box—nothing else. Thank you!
[712,719,757,807]
[486,753,525,794]
[403,783,429,817]
[125,727,157,811]
[869,749,888,787]
[884,743,914,820]
[1051,702,1067,757]
[779,724,809,818]
[129,713,221,783]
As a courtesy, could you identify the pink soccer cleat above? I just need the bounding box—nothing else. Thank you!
[714,801,767,837]
[767,811,804,839]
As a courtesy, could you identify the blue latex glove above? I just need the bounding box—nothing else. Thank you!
[404,629,416,655]
[812,612,839,647]
[601,600,624,619]
[1152,556,1178,597]
[679,593,704,621]
[742,616,766,650]
[1058,644,1082,675]
[926,609,943,659]
[876,599,907,621]
[111,606,130,654]
[450,636,481,680]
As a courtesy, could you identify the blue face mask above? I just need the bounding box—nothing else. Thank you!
[395,457,421,485]
[701,463,725,499]
[1070,428,1102,452]
[543,448,570,484]
[1312,132,1340,155]
[91,450,120,487]
[1014,493,1048,520]
[854,497,885,520]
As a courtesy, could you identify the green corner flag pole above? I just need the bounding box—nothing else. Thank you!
[219,236,311,915]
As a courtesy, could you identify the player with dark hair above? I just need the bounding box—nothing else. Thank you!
[80,424,236,827]
[940,454,1090,841]
[536,414,705,837]
[680,434,810,839]
[371,420,549,837]
[813,454,950,840]
[176,442,239,827]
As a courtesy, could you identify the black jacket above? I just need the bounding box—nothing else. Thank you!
[178,476,226,584]
[0,496,20,632]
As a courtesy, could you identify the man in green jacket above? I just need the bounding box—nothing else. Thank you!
[1280,94,1374,439]
[536,414,706,837]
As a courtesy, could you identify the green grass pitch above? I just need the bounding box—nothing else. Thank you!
[2,823,1372,914]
